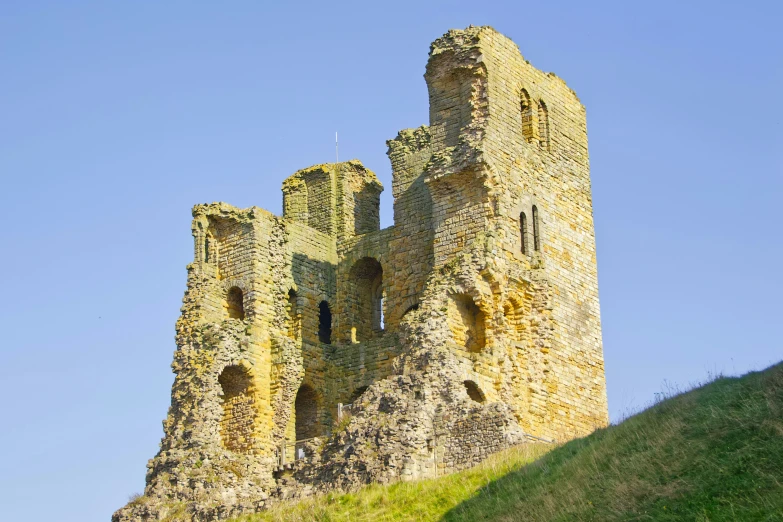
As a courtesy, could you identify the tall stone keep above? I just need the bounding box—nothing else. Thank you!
[115,26,608,522]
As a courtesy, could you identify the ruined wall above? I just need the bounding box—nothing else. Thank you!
[114,25,608,522]
[386,126,434,328]
[279,220,336,446]
[335,161,383,238]
[424,33,492,268]
[283,165,335,236]
[279,163,395,447]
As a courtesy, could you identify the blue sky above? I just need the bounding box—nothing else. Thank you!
[1,1,781,521]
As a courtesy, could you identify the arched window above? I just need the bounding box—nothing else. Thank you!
[504,296,529,343]
[464,380,485,403]
[349,257,384,341]
[532,206,541,252]
[318,301,332,344]
[204,236,211,263]
[537,100,549,150]
[520,89,535,143]
[225,287,245,320]
[519,212,528,254]
[218,365,255,453]
[295,384,319,440]
[286,289,299,339]
[448,294,486,353]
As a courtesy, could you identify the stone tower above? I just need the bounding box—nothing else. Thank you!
[115,26,608,522]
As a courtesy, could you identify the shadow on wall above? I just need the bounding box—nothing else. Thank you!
[353,182,381,236]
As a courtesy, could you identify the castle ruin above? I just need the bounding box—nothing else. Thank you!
[115,26,608,521]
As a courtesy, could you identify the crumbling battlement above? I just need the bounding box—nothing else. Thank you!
[114,25,608,522]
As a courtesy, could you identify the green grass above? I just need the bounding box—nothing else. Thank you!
[237,362,783,522]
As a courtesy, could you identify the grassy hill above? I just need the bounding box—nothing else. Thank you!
[236,362,783,522]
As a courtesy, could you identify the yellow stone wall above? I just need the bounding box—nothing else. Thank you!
[120,26,609,522]
[175,25,606,461]
[478,28,608,438]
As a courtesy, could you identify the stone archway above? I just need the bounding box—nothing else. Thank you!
[295,384,320,440]
[218,365,256,453]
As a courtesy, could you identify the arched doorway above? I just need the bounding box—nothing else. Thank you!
[295,384,319,440]
[218,365,256,453]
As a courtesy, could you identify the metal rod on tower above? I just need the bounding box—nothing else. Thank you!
[335,131,339,165]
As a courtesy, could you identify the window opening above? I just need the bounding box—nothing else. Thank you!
[464,380,486,403]
[318,301,332,344]
[225,287,245,320]
[520,212,528,254]
[532,206,540,252]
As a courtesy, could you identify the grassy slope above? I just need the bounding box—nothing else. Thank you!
[239,363,783,522]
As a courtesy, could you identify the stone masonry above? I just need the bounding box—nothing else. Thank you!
[114,26,608,521]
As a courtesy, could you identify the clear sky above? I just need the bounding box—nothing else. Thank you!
[1,1,781,521]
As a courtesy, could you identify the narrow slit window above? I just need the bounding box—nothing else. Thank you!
[537,100,549,150]
[318,301,332,344]
[520,212,528,254]
[532,206,540,252]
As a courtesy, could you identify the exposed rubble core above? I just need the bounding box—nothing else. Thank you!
[114,25,608,521]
